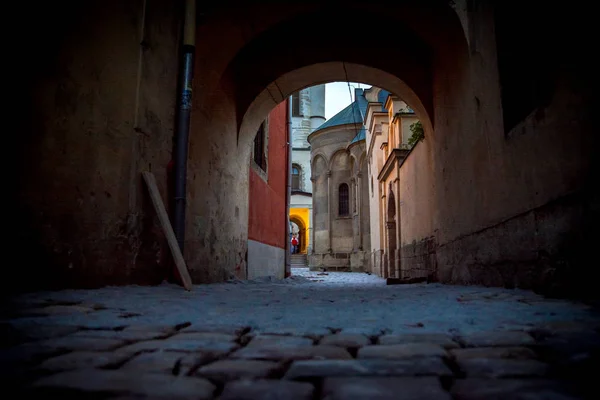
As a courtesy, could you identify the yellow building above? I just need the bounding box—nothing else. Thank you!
[364,87,420,277]
[290,206,310,254]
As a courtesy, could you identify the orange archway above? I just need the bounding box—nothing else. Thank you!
[289,214,308,255]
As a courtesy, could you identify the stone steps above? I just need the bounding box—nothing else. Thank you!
[291,254,307,267]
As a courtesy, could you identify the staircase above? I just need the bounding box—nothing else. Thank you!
[290,253,308,268]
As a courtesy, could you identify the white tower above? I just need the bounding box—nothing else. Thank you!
[290,84,326,257]
[309,84,326,132]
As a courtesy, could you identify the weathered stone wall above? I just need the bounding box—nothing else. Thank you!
[184,78,252,283]
[13,0,182,292]
[398,138,436,278]
[396,1,598,297]
[400,236,437,279]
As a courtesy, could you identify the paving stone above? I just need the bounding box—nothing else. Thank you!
[168,332,237,342]
[322,377,452,400]
[358,343,447,359]
[531,331,600,363]
[116,339,238,355]
[36,351,132,372]
[285,358,452,379]
[79,302,108,311]
[32,369,216,399]
[451,379,581,400]
[532,320,600,336]
[339,327,383,336]
[255,327,331,340]
[0,324,80,345]
[181,324,249,336]
[451,347,537,360]
[378,333,459,349]
[121,351,206,375]
[76,320,129,330]
[2,336,125,367]
[458,331,535,348]
[247,335,314,347]
[0,342,68,368]
[457,358,549,378]
[36,336,127,352]
[18,305,96,317]
[122,324,177,334]
[67,329,170,342]
[220,380,314,400]
[196,359,283,382]
[231,344,352,361]
[320,333,371,347]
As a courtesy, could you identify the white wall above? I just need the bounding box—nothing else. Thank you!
[292,149,312,192]
[247,239,285,279]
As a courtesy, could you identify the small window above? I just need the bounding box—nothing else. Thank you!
[253,121,266,171]
[292,92,303,117]
[339,183,349,216]
[292,165,300,190]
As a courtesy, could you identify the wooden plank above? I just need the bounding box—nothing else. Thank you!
[142,171,193,291]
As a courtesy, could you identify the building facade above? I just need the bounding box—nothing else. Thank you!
[308,88,371,271]
[247,100,289,279]
[289,85,326,257]
[363,87,420,278]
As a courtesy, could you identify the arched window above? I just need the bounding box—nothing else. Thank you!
[339,183,349,216]
[292,165,301,190]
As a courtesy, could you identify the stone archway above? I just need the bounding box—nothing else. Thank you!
[18,0,597,295]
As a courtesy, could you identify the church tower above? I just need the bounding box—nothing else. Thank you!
[289,84,326,258]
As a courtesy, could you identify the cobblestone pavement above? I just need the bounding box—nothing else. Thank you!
[1,271,599,399]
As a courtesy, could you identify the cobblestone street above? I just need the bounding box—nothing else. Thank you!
[2,270,599,399]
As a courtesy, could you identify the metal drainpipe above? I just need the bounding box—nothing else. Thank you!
[285,96,293,277]
[173,0,196,251]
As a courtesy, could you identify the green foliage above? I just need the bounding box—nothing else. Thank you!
[407,120,424,147]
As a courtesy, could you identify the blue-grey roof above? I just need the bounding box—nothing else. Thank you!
[350,127,366,144]
[377,89,390,111]
[313,88,368,133]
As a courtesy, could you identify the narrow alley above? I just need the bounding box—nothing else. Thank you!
[8,0,600,398]
[2,271,598,398]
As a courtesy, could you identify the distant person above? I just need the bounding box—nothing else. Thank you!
[291,235,299,254]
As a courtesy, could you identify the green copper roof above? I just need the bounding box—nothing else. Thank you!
[350,127,366,144]
[313,88,368,133]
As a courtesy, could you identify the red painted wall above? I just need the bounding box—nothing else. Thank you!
[248,100,288,249]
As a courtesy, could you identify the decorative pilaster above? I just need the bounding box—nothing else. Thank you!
[327,171,332,253]
[310,177,316,254]
[395,178,401,278]
[350,176,358,252]
[357,172,362,251]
